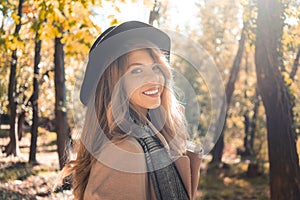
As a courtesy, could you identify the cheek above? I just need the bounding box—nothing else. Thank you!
[130,90,142,102]
[124,81,134,96]
[124,78,139,98]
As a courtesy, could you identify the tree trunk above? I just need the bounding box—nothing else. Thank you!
[241,53,251,157]
[290,45,300,81]
[242,110,250,156]
[242,54,259,158]
[17,111,25,141]
[54,37,69,169]
[248,90,259,153]
[29,33,41,164]
[255,0,300,199]
[149,0,159,25]
[5,0,24,156]
[210,26,246,164]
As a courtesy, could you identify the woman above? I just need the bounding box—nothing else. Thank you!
[63,21,202,200]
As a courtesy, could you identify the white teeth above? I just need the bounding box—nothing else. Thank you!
[143,89,159,95]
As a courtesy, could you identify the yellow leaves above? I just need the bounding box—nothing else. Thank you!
[114,6,121,13]
[245,42,254,53]
[1,106,9,114]
[143,0,154,9]
[289,86,296,96]
[110,19,119,26]
[39,9,47,21]
[223,177,233,185]
[31,0,100,55]
[90,0,101,6]
[67,1,85,17]
[11,12,20,24]
[285,76,293,86]
[53,7,66,23]
[107,14,116,19]
[39,11,64,39]
[6,35,24,51]
[282,71,297,96]
[37,0,99,40]
[282,71,293,85]
[40,23,62,40]
[62,28,94,57]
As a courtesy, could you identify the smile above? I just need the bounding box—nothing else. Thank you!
[142,87,159,96]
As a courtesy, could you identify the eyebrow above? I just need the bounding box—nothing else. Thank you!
[127,62,156,68]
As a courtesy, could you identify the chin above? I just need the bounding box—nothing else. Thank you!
[147,103,161,110]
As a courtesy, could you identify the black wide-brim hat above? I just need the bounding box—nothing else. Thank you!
[80,21,171,106]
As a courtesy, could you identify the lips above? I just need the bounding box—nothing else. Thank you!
[142,87,160,97]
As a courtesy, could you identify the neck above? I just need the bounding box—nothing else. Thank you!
[136,107,148,117]
[129,105,149,126]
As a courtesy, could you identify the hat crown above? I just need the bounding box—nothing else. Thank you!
[90,21,156,53]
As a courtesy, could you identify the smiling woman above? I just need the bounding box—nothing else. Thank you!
[61,21,202,200]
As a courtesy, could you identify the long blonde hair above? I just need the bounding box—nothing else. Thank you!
[62,42,189,200]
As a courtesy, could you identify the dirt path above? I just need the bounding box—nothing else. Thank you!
[0,130,73,199]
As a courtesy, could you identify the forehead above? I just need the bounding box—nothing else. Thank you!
[127,49,154,65]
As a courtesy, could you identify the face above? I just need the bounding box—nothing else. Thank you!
[123,49,165,115]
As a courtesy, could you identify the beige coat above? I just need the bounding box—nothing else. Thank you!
[84,133,201,200]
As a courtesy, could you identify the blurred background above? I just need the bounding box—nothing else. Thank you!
[0,0,300,199]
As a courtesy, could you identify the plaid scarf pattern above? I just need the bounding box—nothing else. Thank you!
[134,127,190,200]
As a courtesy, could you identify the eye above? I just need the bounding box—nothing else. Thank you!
[152,64,162,72]
[130,67,143,74]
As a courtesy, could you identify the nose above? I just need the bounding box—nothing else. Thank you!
[143,68,164,83]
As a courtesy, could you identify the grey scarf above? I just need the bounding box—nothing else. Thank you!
[134,126,190,200]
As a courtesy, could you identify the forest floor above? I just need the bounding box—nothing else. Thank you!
[0,127,270,200]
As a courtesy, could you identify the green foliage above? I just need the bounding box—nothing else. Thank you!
[281,2,300,137]
[197,0,241,76]
[0,0,20,113]
[172,55,211,140]
[0,162,37,181]
[200,161,269,200]
[242,0,257,50]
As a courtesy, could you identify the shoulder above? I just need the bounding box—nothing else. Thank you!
[93,135,146,173]
[85,138,149,199]
[111,135,144,154]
